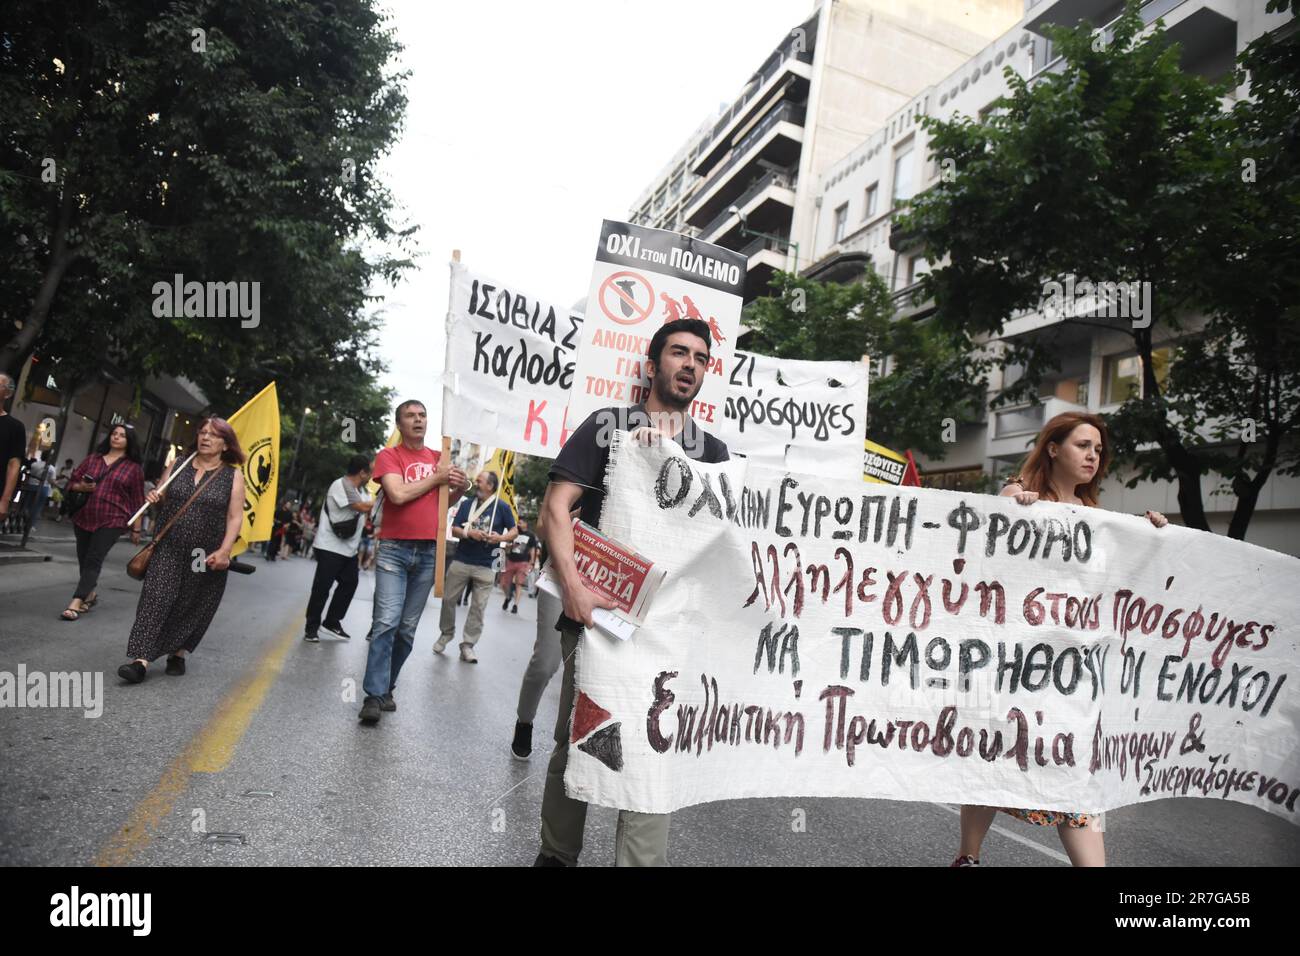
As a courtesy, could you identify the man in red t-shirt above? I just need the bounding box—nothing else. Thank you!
[359,399,467,724]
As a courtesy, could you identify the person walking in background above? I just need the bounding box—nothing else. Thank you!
[266,497,293,561]
[0,373,25,527]
[950,411,1167,868]
[435,470,517,663]
[21,452,53,528]
[500,516,539,614]
[53,457,75,522]
[357,516,375,571]
[358,399,467,724]
[60,425,145,622]
[303,454,373,642]
[117,418,246,684]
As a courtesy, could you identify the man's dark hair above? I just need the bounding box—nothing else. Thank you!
[346,454,370,476]
[394,399,426,423]
[648,318,711,367]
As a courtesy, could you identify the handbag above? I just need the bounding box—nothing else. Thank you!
[127,466,218,580]
[61,456,126,518]
[326,491,361,539]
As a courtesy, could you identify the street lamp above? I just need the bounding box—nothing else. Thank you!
[727,204,800,271]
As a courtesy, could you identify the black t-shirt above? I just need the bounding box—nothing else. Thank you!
[548,404,730,530]
[547,404,729,631]
[507,530,538,562]
[0,415,26,494]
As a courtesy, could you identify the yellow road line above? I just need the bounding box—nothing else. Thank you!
[94,617,301,867]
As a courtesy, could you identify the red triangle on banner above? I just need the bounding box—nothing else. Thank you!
[902,450,923,487]
[571,691,613,743]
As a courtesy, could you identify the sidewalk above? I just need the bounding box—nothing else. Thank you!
[0,513,69,565]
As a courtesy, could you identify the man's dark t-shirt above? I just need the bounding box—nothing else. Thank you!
[547,403,729,630]
[507,530,538,563]
[0,415,26,498]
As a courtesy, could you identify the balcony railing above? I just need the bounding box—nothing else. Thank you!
[698,47,814,155]
[688,103,805,219]
[696,169,795,239]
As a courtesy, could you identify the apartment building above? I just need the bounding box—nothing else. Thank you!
[805,0,1299,553]
[627,0,1025,301]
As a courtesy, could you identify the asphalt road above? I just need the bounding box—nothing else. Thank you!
[2,521,1297,867]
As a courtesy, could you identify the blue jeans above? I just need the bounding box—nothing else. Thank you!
[363,539,438,699]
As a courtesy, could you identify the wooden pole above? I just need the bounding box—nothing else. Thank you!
[127,451,195,526]
[434,249,461,598]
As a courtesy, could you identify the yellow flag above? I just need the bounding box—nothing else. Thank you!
[481,447,516,519]
[366,428,400,497]
[227,382,281,556]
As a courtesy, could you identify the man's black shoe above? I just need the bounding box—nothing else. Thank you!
[358,696,382,724]
[321,621,352,640]
[511,721,532,760]
[533,853,568,867]
[164,655,186,676]
[511,604,518,614]
[380,693,396,712]
[503,595,511,610]
[304,630,320,643]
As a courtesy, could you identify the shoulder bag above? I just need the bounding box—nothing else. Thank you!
[127,467,217,580]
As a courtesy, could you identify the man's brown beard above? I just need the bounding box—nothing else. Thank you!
[651,370,699,411]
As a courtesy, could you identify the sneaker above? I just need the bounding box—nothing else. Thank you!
[950,855,980,867]
[533,853,568,867]
[379,693,396,712]
[321,621,352,639]
[117,661,146,684]
[511,721,533,761]
[358,696,382,724]
[433,637,450,655]
[164,655,186,676]
[304,630,320,643]
[459,643,478,664]
[511,604,518,614]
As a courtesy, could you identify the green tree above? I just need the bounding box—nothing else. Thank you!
[513,453,552,519]
[743,270,987,457]
[902,0,1299,536]
[0,0,414,438]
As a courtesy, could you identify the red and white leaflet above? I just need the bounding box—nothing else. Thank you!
[541,518,666,640]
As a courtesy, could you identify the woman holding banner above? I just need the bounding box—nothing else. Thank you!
[117,418,246,684]
[951,411,1167,868]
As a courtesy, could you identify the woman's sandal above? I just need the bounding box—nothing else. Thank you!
[81,594,98,611]
[60,606,81,621]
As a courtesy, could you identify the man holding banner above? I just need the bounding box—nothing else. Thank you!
[535,318,731,867]
[358,400,467,725]
[435,468,517,663]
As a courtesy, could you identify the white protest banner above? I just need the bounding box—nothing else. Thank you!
[564,435,1300,823]
[443,261,584,456]
[566,221,746,431]
[722,351,868,479]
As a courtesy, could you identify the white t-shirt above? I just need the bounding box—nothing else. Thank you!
[313,477,371,557]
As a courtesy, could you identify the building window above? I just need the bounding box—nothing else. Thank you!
[892,143,915,203]
[833,203,848,243]
[864,183,878,219]
[907,254,928,285]
[1103,348,1172,404]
